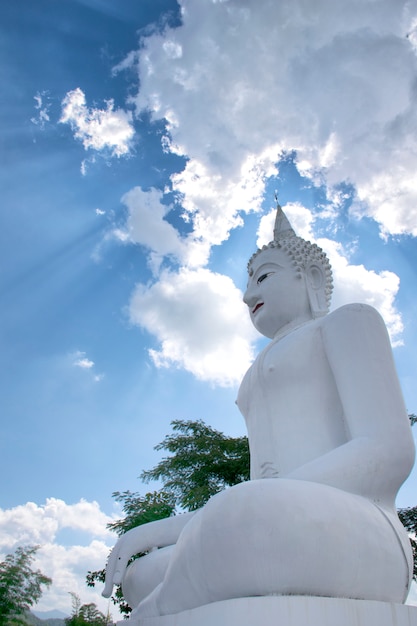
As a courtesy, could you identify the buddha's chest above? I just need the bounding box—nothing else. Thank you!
[237,325,347,478]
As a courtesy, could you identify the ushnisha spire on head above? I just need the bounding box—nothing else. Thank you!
[273,193,296,241]
[247,195,333,316]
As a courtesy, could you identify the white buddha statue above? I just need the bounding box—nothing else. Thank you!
[103,205,415,620]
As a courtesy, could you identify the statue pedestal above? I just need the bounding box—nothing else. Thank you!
[128,596,417,626]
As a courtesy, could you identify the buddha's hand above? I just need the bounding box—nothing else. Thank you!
[102,512,196,598]
[102,527,146,597]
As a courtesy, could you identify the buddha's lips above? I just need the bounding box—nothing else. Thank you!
[252,302,264,314]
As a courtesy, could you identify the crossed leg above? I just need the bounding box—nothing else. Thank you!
[125,479,411,618]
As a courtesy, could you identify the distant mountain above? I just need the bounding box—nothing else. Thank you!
[25,610,67,626]
[32,610,68,620]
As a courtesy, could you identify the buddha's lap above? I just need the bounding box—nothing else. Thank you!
[123,479,411,607]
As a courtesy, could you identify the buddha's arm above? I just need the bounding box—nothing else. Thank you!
[285,304,415,506]
[102,511,196,598]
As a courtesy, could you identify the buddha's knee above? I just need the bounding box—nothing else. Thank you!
[188,479,410,603]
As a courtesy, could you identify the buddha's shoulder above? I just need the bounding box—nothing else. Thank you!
[321,303,388,338]
[325,303,383,323]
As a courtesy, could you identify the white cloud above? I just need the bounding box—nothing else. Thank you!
[108,0,416,383]
[119,187,185,273]
[34,540,113,617]
[129,267,257,386]
[0,499,117,618]
[354,168,417,238]
[117,148,278,271]
[0,499,113,547]
[112,49,139,76]
[74,357,94,369]
[127,0,417,238]
[72,350,94,369]
[60,87,134,157]
[72,351,103,382]
[170,146,279,253]
[31,91,50,129]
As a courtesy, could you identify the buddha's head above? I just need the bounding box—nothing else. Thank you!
[243,203,333,338]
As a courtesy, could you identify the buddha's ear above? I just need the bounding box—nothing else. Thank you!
[306,263,328,318]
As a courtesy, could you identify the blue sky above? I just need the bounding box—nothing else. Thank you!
[1,0,417,616]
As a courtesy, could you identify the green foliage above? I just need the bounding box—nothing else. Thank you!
[397,506,417,581]
[107,491,176,537]
[85,571,129,617]
[0,545,52,626]
[397,506,417,535]
[140,419,250,511]
[65,593,108,626]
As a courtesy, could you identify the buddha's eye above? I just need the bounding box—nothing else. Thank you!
[257,272,273,285]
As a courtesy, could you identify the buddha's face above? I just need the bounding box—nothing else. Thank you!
[243,247,312,339]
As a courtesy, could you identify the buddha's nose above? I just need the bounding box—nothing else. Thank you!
[243,284,258,308]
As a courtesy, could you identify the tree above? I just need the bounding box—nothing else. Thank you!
[0,545,52,626]
[141,419,250,511]
[65,593,108,626]
[79,604,108,626]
